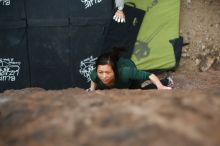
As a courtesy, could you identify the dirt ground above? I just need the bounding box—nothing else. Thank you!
[0,0,220,146]
[180,0,220,65]
[173,0,220,89]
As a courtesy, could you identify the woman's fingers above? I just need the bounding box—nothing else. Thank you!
[165,86,172,90]
[158,86,172,90]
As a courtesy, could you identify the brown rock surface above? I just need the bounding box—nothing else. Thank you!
[0,69,220,146]
[0,88,220,146]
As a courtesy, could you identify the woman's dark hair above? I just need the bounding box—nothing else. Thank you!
[96,47,125,78]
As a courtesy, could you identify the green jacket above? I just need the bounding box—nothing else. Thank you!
[90,58,151,89]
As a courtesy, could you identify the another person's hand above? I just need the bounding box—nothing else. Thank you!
[113,10,126,23]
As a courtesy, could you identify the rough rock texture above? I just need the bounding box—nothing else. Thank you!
[0,88,220,146]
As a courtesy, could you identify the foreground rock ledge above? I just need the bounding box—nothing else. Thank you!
[0,88,220,146]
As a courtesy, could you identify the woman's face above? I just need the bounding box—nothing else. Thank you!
[97,64,115,86]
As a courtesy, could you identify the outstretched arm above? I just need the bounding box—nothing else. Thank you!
[149,74,172,90]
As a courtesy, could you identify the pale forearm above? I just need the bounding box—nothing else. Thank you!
[89,81,97,91]
[149,74,164,88]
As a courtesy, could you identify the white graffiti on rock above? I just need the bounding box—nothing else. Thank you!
[0,0,10,6]
[79,56,97,82]
[81,0,102,9]
[0,58,21,82]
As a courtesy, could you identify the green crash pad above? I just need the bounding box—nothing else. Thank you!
[125,0,180,70]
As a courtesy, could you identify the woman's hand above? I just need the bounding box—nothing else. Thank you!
[149,74,173,90]
[86,81,97,92]
[113,10,126,23]
[157,85,172,90]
